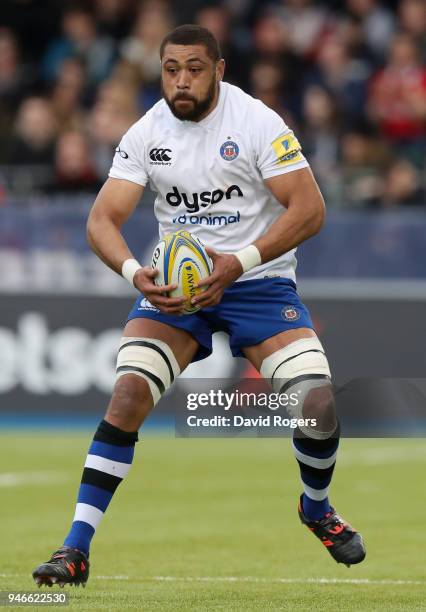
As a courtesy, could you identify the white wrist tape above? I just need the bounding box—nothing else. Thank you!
[122,258,142,287]
[234,245,262,273]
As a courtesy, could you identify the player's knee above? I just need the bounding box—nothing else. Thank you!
[302,384,336,434]
[112,374,150,409]
[260,337,337,439]
[107,374,152,425]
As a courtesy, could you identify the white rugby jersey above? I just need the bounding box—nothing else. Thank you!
[109,81,309,282]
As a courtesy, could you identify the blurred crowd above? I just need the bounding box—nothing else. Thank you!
[0,0,425,208]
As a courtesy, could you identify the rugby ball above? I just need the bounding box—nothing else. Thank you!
[151,230,213,315]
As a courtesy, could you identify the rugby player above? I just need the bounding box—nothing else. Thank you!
[33,25,365,587]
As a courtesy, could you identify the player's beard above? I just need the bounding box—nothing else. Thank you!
[163,77,217,122]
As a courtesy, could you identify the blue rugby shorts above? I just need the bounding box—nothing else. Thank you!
[127,278,313,363]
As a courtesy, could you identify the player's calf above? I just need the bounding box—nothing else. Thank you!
[32,336,181,587]
[106,373,153,430]
[261,337,366,564]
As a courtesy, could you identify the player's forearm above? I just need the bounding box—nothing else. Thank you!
[86,178,145,275]
[87,212,135,275]
[254,197,325,264]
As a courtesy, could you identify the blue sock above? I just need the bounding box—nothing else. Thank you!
[301,493,331,521]
[293,425,339,521]
[64,420,138,555]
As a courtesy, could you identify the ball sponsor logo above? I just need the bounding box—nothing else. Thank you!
[181,262,201,303]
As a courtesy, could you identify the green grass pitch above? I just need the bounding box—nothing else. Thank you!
[1,433,425,611]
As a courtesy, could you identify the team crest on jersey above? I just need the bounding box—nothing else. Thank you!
[220,140,239,161]
[281,306,300,322]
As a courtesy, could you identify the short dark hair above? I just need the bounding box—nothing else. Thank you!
[160,24,221,62]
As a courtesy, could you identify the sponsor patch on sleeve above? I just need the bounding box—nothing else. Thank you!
[271,132,304,167]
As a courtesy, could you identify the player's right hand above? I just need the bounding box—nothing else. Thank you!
[133,267,187,314]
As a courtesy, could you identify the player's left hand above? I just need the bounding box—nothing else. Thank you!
[192,247,243,308]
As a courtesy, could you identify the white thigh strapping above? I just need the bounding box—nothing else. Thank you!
[116,337,180,405]
[260,337,334,439]
[260,337,331,393]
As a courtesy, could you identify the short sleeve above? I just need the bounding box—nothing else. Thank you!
[253,102,309,180]
[108,121,148,186]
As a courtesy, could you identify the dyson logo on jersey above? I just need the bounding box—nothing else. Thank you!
[166,185,243,213]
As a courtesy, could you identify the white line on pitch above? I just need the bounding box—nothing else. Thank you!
[0,471,66,487]
[95,576,426,586]
[338,446,426,466]
[2,573,424,586]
